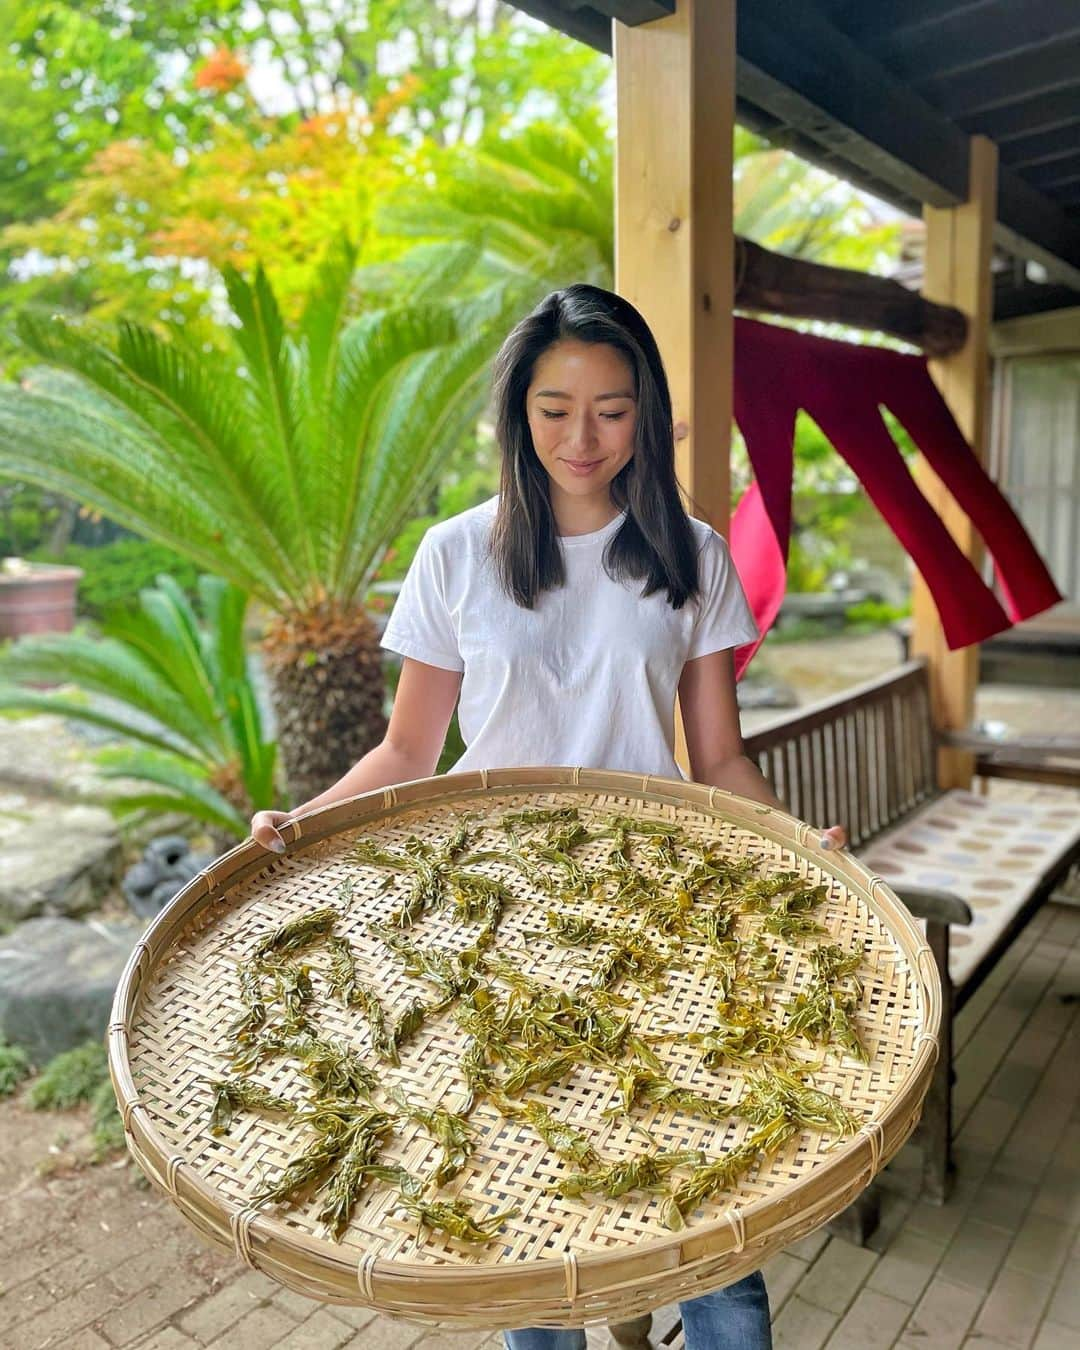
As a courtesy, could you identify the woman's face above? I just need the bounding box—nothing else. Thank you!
[525,339,637,508]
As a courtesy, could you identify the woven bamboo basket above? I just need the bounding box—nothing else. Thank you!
[108,768,940,1330]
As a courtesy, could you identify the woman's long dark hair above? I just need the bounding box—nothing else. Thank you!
[489,283,702,610]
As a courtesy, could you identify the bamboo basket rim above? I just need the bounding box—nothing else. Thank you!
[108,767,941,1322]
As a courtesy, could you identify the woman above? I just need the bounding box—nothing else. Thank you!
[252,283,844,1349]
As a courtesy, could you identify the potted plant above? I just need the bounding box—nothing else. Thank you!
[0,556,83,640]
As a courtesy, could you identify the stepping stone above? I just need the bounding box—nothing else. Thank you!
[0,916,142,1063]
[0,803,122,924]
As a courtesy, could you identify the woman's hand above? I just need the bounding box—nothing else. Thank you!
[250,809,293,854]
[818,825,847,851]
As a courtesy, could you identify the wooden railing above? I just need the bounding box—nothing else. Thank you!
[742,660,936,848]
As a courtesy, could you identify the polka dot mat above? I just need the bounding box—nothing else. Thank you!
[860,786,1080,987]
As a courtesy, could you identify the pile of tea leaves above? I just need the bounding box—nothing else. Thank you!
[208,805,869,1244]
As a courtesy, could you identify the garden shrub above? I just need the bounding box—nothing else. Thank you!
[844,599,911,628]
[27,1040,110,1111]
[0,1038,31,1097]
[20,1041,124,1160]
[32,539,203,621]
[89,1077,125,1158]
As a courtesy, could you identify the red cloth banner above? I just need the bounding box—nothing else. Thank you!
[729,318,1062,678]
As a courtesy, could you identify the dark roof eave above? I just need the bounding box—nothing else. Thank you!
[504,0,1080,293]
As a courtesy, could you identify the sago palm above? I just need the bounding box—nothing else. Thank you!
[374,117,896,303]
[367,110,613,308]
[0,573,274,841]
[0,238,520,804]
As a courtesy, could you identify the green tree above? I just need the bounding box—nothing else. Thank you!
[0,239,522,804]
[366,110,614,310]
[733,128,898,270]
[0,3,611,368]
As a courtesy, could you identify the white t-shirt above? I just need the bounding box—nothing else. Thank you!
[379,495,758,780]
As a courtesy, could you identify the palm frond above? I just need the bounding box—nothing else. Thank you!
[222,264,317,584]
[320,303,461,594]
[300,234,361,414]
[334,284,522,595]
[225,679,278,809]
[0,571,277,820]
[14,314,305,601]
[196,574,250,693]
[0,687,196,759]
[375,126,613,290]
[103,789,242,835]
[355,240,485,306]
[92,745,250,835]
[0,368,298,609]
[99,578,223,741]
[0,634,221,756]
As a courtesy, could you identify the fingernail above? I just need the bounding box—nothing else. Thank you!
[269,838,285,853]
[820,836,835,850]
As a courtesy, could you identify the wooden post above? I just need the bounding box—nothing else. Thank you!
[910,136,999,790]
[614,0,736,776]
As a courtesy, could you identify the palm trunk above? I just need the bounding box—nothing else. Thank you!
[259,603,388,810]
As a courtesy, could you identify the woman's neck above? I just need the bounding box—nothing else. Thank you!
[549,486,622,538]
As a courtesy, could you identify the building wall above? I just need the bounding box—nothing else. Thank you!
[990,307,1080,606]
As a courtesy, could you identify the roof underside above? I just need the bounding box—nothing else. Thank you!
[507,0,1080,319]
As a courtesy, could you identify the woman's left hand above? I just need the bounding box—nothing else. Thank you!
[818,824,847,851]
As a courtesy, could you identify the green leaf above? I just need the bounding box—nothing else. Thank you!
[92,746,248,836]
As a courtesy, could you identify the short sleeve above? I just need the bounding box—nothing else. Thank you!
[379,531,465,673]
[685,529,759,660]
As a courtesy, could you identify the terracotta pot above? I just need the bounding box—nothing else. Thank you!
[0,561,83,639]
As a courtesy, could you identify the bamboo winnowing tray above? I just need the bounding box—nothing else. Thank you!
[108,767,940,1329]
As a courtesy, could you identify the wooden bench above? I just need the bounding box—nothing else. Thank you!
[740,657,1080,1207]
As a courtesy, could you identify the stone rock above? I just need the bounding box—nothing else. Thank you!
[122,833,214,919]
[145,833,192,864]
[0,803,123,925]
[0,916,142,1064]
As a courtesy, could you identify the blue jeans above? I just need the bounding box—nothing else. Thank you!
[502,1270,772,1349]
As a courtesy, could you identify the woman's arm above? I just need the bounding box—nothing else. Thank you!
[677,648,845,848]
[677,648,782,806]
[251,657,462,850]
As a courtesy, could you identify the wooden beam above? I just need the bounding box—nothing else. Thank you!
[991,280,1080,323]
[994,167,1080,290]
[735,0,972,209]
[1025,153,1080,190]
[735,238,968,355]
[969,86,1080,144]
[733,98,926,221]
[505,0,675,55]
[829,0,989,42]
[910,137,999,791]
[872,3,1080,86]
[1001,121,1080,170]
[924,36,1080,120]
[734,0,1080,290]
[592,0,674,23]
[503,0,611,52]
[615,0,735,775]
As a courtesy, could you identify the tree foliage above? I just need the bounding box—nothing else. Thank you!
[0,2,611,367]
[0,573,277,833]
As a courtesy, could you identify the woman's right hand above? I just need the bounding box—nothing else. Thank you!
[250,809,293,853]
